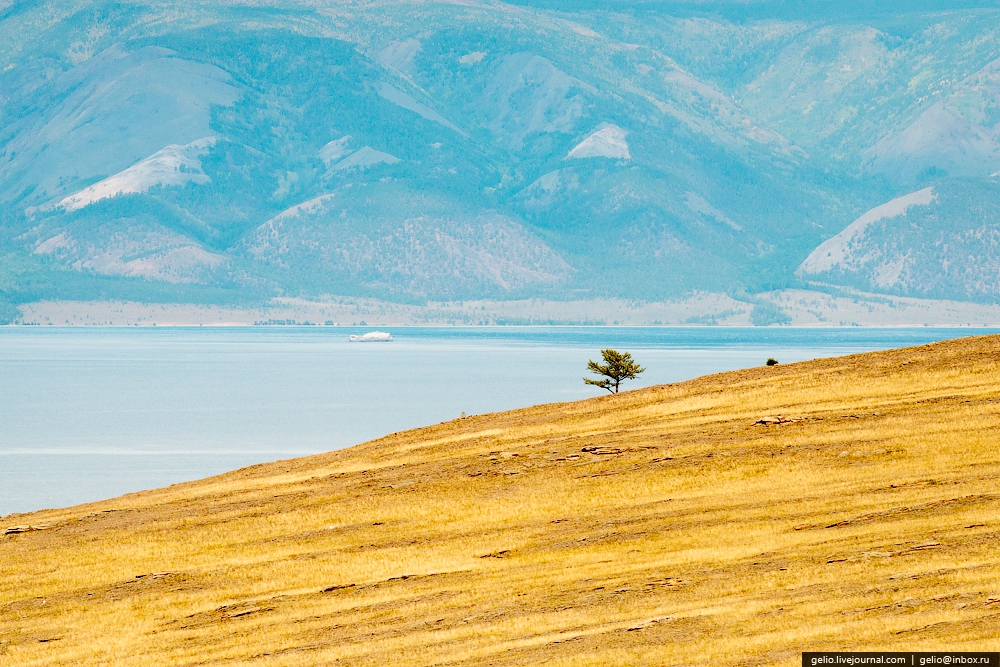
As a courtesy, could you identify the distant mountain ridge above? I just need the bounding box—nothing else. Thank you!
[3,1,1000,319]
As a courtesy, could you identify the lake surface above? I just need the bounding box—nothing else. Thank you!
[1,326,993,515]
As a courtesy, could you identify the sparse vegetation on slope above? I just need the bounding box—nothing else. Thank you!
[3,336,1000,665]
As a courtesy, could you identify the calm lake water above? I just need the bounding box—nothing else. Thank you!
[1,326,993,514]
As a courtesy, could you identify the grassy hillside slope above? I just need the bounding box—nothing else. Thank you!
[3,336,1000,665]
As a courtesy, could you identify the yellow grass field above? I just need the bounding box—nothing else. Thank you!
[3,334,1000,666]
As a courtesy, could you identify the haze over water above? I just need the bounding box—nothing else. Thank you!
[1,326,992,515]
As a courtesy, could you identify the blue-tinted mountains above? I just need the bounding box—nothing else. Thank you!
[3,1,1000,317]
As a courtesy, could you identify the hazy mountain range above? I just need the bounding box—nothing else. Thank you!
[4,0,1000,322]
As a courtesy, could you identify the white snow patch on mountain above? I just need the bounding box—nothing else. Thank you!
[271,193,339,223]
[567,124,630,159]
[57,137,216,212]
[566,21,599,38]
[459,51,487,65]
[333,146,401,171]
[319,137,352,165]
[33,231,76,255]
[797,187,935,275]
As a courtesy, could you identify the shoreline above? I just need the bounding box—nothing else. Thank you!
[7,288,1000,327]
[3,322,998,329]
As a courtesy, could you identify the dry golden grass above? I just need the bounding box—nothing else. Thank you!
[3,334,1000,666]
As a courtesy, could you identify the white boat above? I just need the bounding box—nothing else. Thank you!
[349,331,393,342]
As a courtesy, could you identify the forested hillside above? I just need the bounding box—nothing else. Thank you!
[3,1,1000,317]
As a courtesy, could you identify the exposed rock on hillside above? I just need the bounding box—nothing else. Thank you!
[566,124,630,159]
[56,138,216,212]
[32,219,227,284]
[798,181,1000,300]
[244,183,572,297]
[798,188,936,278]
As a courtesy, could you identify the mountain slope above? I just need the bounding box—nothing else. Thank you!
[798,180,1000,301]
[4,335,1000,664]
[4,2,1000,309]
[243,181,572,298]
[0,44,238,205]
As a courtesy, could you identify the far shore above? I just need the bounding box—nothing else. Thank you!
[7,289,1000,327]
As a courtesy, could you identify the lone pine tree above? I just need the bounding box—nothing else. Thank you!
[584,349,645,394]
